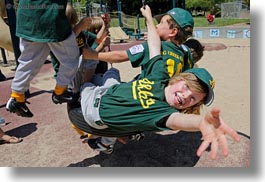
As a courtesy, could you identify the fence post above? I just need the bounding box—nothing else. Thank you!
[5,0,20,68]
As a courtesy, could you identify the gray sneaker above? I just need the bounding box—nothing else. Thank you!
[87,138,114,154]
[0,117,5,126]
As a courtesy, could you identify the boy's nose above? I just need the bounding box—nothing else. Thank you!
[182,91,191,100]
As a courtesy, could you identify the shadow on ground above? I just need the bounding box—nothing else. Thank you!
[68,131,203,167]
[0,123,38,145]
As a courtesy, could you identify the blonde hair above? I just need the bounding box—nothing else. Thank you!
[88,16,104,34]
[169,72,207,114]
[66,3,78,26]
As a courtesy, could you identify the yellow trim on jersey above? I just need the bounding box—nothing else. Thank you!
[167,59,175,78]
[132,81,137,100]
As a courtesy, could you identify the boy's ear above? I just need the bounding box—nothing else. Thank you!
[169,28,178,38]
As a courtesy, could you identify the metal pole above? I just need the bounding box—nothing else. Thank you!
[85,0,89,16]
[182,0,185,9]
[1,48,7,64]
[5,0,20,68]
[100,0,103,14]
[172,0,176,8]
[137,14,140,33]
[117,0,123,27]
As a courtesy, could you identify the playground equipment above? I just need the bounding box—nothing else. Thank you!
[0,0,13,52]
[0,0,20,66]
[108,27,130,43]
[0,16,13,52]
[73,2,144,42]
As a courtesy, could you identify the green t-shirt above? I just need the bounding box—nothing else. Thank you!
[127,41,193,80]
[180,44,194,71]
[16,0,72,42]
[98,56,178,135]
[79,31,97,50]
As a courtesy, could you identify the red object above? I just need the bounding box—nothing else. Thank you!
[207,14,214,23]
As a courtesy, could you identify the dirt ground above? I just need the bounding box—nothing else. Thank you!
[0,38,250,167]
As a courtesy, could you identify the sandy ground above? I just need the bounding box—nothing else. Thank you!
[0,38,250,167]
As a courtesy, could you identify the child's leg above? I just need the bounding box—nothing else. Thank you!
[69,57,99,93]
[81,58,99,84]
[11,39,50,99]
[67,57,83,94]
[102,67,121,85]
[71,124,93,139]
[49,32,79,91]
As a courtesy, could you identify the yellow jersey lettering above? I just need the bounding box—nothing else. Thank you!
[140,98,156,109]
[132,78,156,109]
[176,62,183,74]
[167,59,175,78]
[76,38,84,48]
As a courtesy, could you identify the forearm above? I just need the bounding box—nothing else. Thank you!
[72,23,83,36]
[140,5,160,59]
[82,49,129,63]
[146,14,160,59]
[166,112,202,131]
[96,23,106,39]
[95,42,104,52]
[97,51,129,63]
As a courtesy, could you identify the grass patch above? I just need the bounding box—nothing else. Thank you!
[109,17,250,30]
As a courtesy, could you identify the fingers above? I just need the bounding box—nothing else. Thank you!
[222,123,241,142]
[196,140,210,157]
[210,139,218,160]
[211,108,240,142]
[198,132,239,159]
[219,134,229,157]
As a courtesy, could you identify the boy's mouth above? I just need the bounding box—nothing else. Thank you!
[175,92,183,105]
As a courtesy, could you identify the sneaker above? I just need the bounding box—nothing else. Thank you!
[6,98,33,117]
[129,133,145,141]
[0,117,5,126]
[87,138,114,154]
[52,90,78,104]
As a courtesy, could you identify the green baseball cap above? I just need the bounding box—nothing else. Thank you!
[154,8,194,29]
[184,68,215,106]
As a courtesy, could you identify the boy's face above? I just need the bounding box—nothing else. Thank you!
[156,15,175,41]
[165,80,206,109]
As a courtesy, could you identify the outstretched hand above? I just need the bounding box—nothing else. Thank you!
[197,108,241,159]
